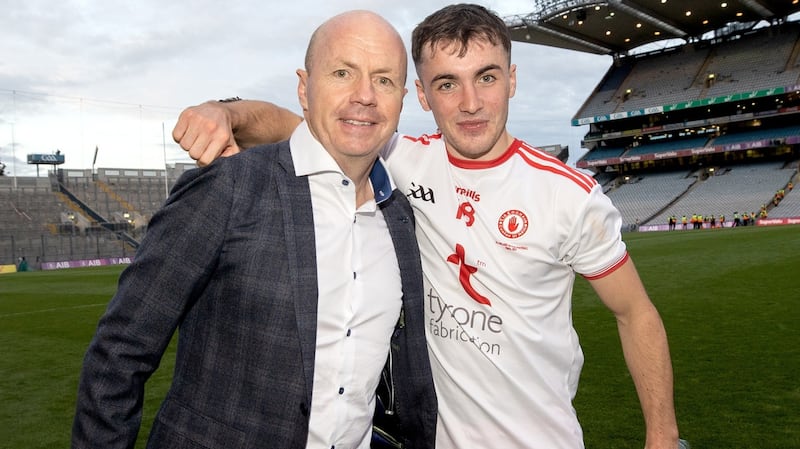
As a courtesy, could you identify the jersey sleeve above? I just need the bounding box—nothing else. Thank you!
[562,184,628,279]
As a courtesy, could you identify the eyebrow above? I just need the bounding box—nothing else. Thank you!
[430,63,503,84]
[337,59,401,79]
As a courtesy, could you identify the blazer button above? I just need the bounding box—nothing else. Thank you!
[300,402,309,416]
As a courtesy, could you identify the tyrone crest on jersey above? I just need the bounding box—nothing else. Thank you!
[498,209,529,239]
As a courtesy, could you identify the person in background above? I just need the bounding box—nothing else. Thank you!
[73,10,436,449]
[173,4,680,448]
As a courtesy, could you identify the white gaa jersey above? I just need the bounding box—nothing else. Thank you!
[382,133,628,449]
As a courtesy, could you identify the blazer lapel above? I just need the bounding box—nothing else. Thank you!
[276,143,318,401]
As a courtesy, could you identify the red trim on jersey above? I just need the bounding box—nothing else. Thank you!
[403,134,597,193]
[582,252,629,280]
[515,141,596,193]
[446,139,596,193]
[446,140,517,169]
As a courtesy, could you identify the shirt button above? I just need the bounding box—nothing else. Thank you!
[338,387,345,395]
[342,179,350,186]
[346,329,351,337]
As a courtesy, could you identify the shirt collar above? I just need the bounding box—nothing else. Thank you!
[290,121,395,204]
[368,156,392,204]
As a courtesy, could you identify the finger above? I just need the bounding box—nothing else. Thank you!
[219,142,242,158]
[198,138,239,166]
[193,129,231,165]
[187,132,214,162]
[172,111,189,143]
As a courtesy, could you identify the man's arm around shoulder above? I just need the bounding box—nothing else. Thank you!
[173,100,302,166]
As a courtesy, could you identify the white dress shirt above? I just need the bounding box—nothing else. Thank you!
[291,122,403,449]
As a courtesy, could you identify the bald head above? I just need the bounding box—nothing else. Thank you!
[296,9,408,179]
[305,10,407,82]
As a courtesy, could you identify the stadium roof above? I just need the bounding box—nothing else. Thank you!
[505,0,800,55]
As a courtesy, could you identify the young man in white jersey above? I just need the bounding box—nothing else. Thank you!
[173,4,680,449]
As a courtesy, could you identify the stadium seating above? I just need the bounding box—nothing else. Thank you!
[647,162,795,225]
[0,176,130,266]
[0,164,194,266]
[703,28,800,98]
[766,163,800,218]
[710,125,800,146]
[582,146,626,161]
[575,24,800,120]
[625,136,710,156]
[571,20,800,230]
[605,171,698,227]
[615,46,709,113]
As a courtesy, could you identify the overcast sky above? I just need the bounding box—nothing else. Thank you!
[0,0,615,177]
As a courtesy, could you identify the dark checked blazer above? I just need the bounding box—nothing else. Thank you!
[71,141,437,449]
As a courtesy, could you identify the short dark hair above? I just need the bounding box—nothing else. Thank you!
[411,3,512,66]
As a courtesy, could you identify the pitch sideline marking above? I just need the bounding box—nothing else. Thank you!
[0,303,107,319]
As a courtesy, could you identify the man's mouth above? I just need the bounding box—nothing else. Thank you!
[459,120,487,130]
[342,119,375,126]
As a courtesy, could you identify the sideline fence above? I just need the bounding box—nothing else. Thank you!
[0,232,133,267]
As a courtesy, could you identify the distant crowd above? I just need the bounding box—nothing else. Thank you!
[663,182,794,230]
[667,211,754,230]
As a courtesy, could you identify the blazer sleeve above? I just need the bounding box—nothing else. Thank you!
[71,162,235,449]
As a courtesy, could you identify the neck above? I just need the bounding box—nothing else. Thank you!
[445,131,515,162]
[354,178,374,208]
[335,155,375,209]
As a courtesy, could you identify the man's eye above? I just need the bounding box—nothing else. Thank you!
[335,70,348,78]
[438,82,454,91]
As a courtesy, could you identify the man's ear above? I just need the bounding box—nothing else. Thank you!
[415,79,432,112]
[509,63,518,99]
[297,69,309,112]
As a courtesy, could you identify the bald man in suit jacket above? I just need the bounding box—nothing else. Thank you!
[72,138,436,449]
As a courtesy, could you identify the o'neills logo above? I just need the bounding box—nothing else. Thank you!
[498,210,528,239]
[455,186,480,201]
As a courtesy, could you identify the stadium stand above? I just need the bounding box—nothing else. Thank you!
[506,1,800,231]
[625,136,710,157]
[702,25,800,98]
[569,24,800,120]
[766,162,800,218]
[582,146,626,161]
[710,124,800,146]
[605,171,698,227]
[648,162,796,226]
[0,163,194,266]
[608,45,710,113]
[0,175,128,266]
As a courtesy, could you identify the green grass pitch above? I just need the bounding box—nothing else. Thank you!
[1,225,798,448]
